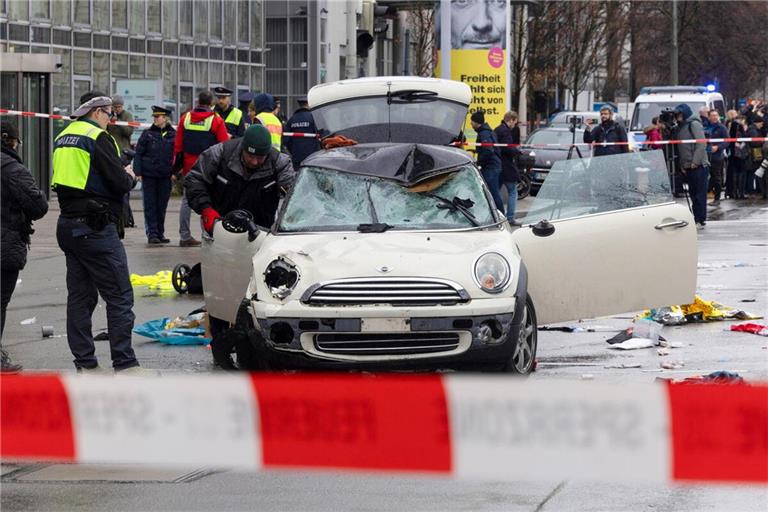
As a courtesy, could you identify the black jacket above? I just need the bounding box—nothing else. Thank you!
[494,122,521,182]
[185,138,295,228]
[475,123,502,172]
[1,145,48,271]
[134,123,176,179]
[583,120,629,157]
[284,108,320,166]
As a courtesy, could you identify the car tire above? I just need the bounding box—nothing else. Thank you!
[501,294,537,374]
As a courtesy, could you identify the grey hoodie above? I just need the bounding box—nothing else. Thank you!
[676,116,709,169]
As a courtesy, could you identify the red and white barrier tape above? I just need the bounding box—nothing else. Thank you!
[1,373,766,484]
[2,108,766,147]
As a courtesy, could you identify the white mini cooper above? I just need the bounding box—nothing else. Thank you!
[202,77,697,373]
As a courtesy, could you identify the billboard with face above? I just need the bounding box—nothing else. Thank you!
[436,0,510,141]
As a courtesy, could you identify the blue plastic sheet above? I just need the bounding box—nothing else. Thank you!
[133,317,211,346]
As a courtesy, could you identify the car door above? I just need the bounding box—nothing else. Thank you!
[514,151,697,325]
[201,222,265,323]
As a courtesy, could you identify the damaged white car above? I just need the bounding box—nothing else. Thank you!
[202,77,697,373]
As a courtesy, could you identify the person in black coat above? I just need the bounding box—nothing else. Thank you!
[494,111,522,225]
[135,106,176,244]
[284,97,320,168]
[471,110,504,212]
[1,121,48,372]
[583,107,629,157]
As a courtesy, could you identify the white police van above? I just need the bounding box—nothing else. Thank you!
[628,86,725,148]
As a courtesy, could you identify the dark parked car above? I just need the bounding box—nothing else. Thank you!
[524,127,592,193]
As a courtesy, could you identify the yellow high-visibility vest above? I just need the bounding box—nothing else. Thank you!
[256,112,282,150]
[52,120,120,191]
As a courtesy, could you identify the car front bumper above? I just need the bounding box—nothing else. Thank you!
[247,268,528,370]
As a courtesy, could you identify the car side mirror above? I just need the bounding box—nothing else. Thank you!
[531,219,555,237]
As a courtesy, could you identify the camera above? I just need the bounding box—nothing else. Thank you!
[658,108,676,126]
[566,115,584,126]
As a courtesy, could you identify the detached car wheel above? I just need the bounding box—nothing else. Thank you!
[502,294,537,374]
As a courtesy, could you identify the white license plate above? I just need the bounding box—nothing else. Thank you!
[361,318,409,332]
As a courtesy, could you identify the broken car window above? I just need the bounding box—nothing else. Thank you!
[279,166,495,232]
[522,150,674,225]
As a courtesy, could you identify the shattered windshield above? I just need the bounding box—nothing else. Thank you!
[522,150,674,225]
[279,166,496,232]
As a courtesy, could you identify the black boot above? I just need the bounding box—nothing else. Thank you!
[1,348,22,373]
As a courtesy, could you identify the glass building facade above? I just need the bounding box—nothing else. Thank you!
[1,0,266,117]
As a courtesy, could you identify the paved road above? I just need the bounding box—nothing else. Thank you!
[2,194,767,511]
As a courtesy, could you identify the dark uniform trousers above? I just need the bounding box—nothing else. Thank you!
[56,218,138,370]
[142,177,172,239]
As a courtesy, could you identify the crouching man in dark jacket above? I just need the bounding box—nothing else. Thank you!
[184,124,294,369]
[1,121,49,372]
[135,106,176,244]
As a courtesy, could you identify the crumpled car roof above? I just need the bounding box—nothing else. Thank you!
[301,143,473,186]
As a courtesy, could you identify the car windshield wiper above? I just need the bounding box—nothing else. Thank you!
[386,89,438,104]
[423,193,479,227]
[357,223,394,233]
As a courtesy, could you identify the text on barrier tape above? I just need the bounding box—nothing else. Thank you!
[1,374,766,484]
[2,108,766,147]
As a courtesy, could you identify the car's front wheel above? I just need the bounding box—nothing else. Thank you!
[501,294,537,374]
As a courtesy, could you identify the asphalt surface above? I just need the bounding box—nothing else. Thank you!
[2,193,767,511]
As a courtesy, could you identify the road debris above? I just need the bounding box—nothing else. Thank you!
[20,317,36,325]
[660,361,685,370]
[637,295,762,325]
[133,313,211,345]
[604,363,643,369]
[41,326,54,337]
[729,323,768,336]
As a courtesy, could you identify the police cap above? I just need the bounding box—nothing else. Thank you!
[213,86,233,97]
[152,105,172,116]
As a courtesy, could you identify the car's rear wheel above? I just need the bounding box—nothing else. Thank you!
[501,294,537,374]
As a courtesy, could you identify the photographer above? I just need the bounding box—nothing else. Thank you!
[583,106,629,157]
[672,104,709,229]
[1,121,48,372]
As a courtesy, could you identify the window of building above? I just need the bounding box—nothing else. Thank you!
[129,0,145,35]
[180,85,194,114]
[266,18,286,42]
[266,43,287,68]
[31,0,50,20]
[111,36,129,51]
[146,0,161,33]
[179,59,193,81]
[251,66,263,93]
[209,62,223,81]
[162,0,178,39]
[291,44,307,68]
[223,0,236,45]
[237,0,249,44]
[74,0,90,25]
[180,2,192,38]
[8,0,29,21]
[194,0,207,42]
[266,70,286,95]
[164,59,178,103]
[73,79,91,106]
[31,45,49,53]
[195,60,208,89]
[238,64,249,87]
[112,53,129,78]
[224,64,236,91]
[250,1,262,48]
[93,2,110,30]
[113,0,128,29]
[290,18,307,42]
[93,52,110,93]
[53,0,71,26]
[73,50,90,75]
[210,0,222,40]
[146,57,161,79]
[130,55,145,78]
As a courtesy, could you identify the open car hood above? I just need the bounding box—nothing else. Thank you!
[307,77,472,145]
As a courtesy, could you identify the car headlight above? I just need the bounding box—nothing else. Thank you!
[473,253,511,294]
[263,257,300,299]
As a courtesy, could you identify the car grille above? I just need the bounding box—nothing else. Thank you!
[314,332,461,355]
[302,278,470,306]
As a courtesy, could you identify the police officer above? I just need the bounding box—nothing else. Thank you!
[185,124,294,233]
[173,90,230,247]
[213,86,246,138]
[253,93,283,151]
[52,92,144,373]
[284,96,320,167]
[238,91,254,128]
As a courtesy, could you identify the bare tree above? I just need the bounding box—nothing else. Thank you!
[407,5,436,77]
